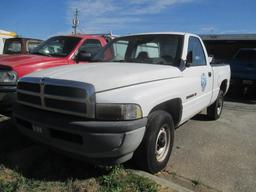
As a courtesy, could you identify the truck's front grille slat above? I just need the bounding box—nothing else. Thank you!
[17,82,41,93]
[17,89,41,97]
[45,85,87,98]
[17,92,41,105]
[16,77,95,118]
[45,98,87,114]
[44,94,86,103]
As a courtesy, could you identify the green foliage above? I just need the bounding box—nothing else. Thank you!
[0,165,158,192]
[99,165,158,192]
[0,166,22,192]
[191,178,200,186]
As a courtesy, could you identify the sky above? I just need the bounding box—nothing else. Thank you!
[1,0,256,40]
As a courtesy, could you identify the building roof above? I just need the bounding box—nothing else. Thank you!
[0,29,16,37]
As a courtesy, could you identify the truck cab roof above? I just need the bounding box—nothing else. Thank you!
[120,32,192,38]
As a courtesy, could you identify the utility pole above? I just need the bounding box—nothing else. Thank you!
[72,9,79,35]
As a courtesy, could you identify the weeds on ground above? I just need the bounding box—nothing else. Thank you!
[0,165,159,192]
[0,165,68,192]
[99,165,158,192]
[191,178,201,186]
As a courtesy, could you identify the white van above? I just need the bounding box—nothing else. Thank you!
[0,29,17,54]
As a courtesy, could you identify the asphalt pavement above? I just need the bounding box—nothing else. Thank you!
[160,97,256,192]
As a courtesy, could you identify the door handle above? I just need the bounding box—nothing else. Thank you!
[208,72,212,77]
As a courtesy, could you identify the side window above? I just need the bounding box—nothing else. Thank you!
[5,41,21,54]
[79,39,102,56]
[187,37,206,66]
[27,41,41,52]
[112,40,128,60]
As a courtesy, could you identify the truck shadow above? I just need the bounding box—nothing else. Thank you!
[0,116,113,182]
[192,114,209,121]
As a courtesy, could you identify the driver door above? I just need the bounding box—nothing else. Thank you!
[182,36,213,120]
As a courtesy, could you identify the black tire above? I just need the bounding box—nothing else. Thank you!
[207,90,224,120]
[133,110,174,173]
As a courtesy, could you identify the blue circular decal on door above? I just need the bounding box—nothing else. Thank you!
[201,73,207,92]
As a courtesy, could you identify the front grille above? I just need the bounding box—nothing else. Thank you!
[45,98,87,114]
[16,77,95,118]
[45,84,86,98]
[17,92,41,105]
[17,82,40,93]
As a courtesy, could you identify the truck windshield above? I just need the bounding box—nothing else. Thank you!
[3,40,21,54]
[93,34,183,66]
[31,36,81,57]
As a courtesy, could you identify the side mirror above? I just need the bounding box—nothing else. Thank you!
[208,55,215,64]
[186,51,193,67]
[76,51,93,62]
[208,56,213,63]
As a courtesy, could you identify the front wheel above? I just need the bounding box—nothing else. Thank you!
[133,110,174,173]
[207,90,224,120]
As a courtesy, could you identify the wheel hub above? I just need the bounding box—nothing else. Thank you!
[158,133,166,148]
[155,125,171,162]
[217,95,223,115]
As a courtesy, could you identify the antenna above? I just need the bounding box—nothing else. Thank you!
[72,9,79,35]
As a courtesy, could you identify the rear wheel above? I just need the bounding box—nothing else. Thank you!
[133,110,174,173]
[207,90,224,120]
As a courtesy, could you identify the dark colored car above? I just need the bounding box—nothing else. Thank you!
[3,37,42,54]
[230,48,256,89]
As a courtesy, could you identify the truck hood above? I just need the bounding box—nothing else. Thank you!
[27,62,182,92]
[0,54,61,68]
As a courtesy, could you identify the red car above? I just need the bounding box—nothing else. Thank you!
[0,34,109,113]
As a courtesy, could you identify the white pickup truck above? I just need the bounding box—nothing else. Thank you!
[14,32,230,173]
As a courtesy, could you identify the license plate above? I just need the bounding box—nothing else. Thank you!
[243,80,253,85]
[32,124,43,133]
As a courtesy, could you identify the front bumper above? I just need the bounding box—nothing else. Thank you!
[0,85,16,113]
[14,104,147,164]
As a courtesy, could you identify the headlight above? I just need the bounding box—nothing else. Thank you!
[0,71,17,84]
[96,104,142,120]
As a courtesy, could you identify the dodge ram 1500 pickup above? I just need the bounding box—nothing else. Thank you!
[14,32,231,173]
[0,34,109,113]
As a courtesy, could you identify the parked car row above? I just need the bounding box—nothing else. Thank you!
[0,34,109,113]
[0,32,231,173]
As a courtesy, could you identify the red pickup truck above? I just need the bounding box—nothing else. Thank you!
[0,34,108,113]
